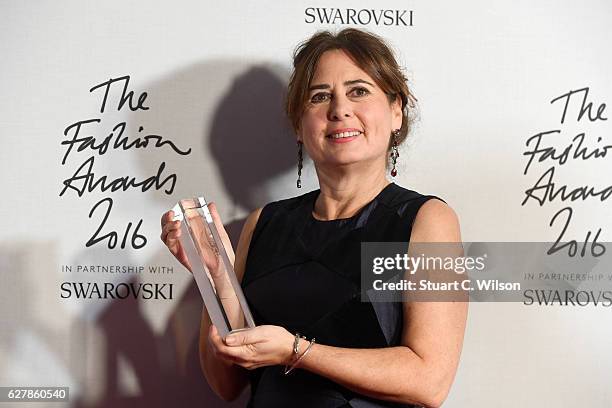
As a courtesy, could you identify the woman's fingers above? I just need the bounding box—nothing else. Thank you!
[165,223,182,240]
[160,220,181,243]
[161,210,175,227]
[207,202,236,262]
[224,328,262,346]
[209,325,240,363]
[159,211,193,272]
[208,325,291,370]
[209,324,220,343]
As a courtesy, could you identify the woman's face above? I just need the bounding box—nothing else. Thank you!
[298,49,402,169]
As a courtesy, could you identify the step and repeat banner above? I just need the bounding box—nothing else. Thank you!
[1,1,611,407]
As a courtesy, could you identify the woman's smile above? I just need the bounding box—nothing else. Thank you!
[326,129,363,143]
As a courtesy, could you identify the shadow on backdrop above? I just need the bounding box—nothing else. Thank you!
[71,60,297,407]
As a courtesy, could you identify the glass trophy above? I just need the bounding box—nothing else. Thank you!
[172,197,256,338]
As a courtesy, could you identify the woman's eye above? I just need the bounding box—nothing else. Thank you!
[310,87,369,103]
[351,87,370,97]
[311,93,329,103]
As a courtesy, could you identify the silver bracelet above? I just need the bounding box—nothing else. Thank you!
[283,337,316,375]
[283,333,305,374]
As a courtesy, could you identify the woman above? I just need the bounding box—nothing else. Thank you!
[161,28,467,408]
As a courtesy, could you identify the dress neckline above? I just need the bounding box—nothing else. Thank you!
[309,182,395,223]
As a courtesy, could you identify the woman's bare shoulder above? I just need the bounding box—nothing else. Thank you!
[234,208,264,282]
[410,198,461,243]
[243,207,264,232]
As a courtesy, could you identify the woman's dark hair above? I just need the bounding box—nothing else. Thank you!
[286,28,417,150]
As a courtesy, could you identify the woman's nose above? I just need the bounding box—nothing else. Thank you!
[327,95,353,120]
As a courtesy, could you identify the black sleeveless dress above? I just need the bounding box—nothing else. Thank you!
[241,182,442,408]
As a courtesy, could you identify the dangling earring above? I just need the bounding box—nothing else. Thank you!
[296,141,303,188]
[390,129,400,177]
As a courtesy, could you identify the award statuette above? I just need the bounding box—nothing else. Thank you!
[172,197,256,338]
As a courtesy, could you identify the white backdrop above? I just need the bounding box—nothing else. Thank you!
[1,1,611,407]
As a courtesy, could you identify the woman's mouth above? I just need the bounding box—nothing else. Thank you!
[326,130,363,143]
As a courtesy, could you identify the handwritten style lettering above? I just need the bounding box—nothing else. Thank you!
[523,86,609,257]
[523,131,612,175]
[522,166,612,206]
[61,119,191,165]
[550,87,607,124]
[89,75,149,114]
[60,156,176,197]
[60,75,191,249]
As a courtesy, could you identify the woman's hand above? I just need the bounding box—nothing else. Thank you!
[160,210,192,271]
[208,325,295,370]
[160,202,234,273]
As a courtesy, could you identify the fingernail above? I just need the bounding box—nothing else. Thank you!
[225,336,236,345]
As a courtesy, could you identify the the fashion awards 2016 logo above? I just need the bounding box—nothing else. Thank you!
[304,8,414,27]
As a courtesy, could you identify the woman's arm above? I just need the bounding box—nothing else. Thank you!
[199,207,263,401]
[296,200,467,407]
[216,199,467,407]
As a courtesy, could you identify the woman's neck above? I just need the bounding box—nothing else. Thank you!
[313,166,390,221]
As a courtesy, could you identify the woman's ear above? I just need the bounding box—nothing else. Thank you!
[391,94,403,129]
[295,126,302,143]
